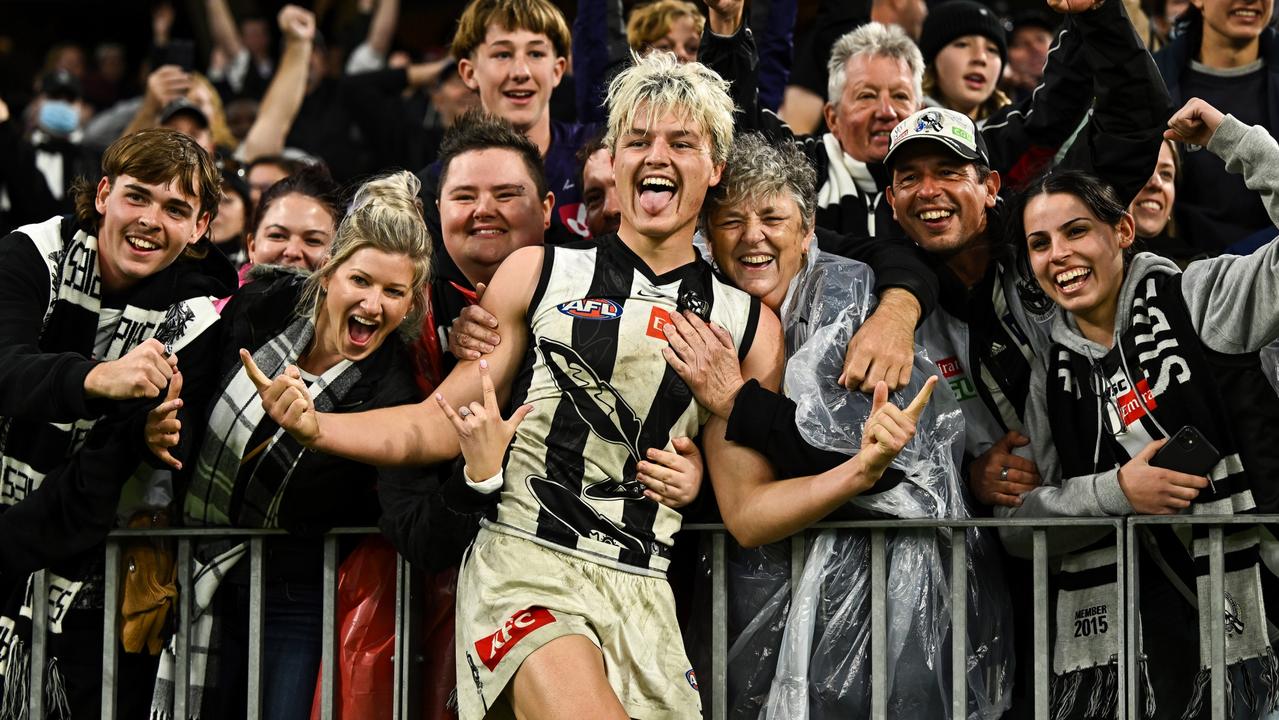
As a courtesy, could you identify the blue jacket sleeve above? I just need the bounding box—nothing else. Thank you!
[751,0,798,112]
[573,0,630,124]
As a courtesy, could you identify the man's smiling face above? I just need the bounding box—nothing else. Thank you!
[887,143,998,256]
[94,174,209,292]
[459,24,565,136]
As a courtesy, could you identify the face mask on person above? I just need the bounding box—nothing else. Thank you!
[39,100,80,136]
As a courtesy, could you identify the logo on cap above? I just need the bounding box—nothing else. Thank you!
[885,107,987,168]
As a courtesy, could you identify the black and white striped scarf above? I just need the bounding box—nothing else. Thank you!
[148,541,245,720]
[184,315,359,529]
[0,216,219,718]
[1044,271,1278,720]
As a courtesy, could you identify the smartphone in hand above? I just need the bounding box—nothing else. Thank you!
[1150,425,1220,491]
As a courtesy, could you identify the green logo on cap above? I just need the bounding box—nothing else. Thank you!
[951,126,973,143]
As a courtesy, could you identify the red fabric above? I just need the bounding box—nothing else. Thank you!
[1003,144,1058,193]
[412,299,445,397]
[309,536,398,720]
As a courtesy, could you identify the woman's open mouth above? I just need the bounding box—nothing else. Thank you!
[348,315,378,346]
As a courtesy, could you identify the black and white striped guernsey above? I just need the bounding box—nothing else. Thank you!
[487,235,760,576]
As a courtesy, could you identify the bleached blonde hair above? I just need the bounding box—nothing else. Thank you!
[603,51,736,165]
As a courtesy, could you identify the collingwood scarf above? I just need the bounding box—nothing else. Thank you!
[816,133,893,238]
[148,541,244,720]
[1044,270,1278,719]
[0,217,219,718]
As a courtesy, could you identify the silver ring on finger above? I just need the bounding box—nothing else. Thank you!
[999,466,1009,481]
[458,406,471,418]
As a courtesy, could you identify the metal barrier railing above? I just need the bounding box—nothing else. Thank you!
[18,515,1279,719]
[686,517,1126,720]
[25,527,404,720]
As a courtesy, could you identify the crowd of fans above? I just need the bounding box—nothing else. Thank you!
[1,0,1278,718]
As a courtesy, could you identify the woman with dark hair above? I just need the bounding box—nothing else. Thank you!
[244,163,341,273]
[210,155,253,268]
[213,163,341,313]
[1000,98,1279,719]
[1128,139,1195,264]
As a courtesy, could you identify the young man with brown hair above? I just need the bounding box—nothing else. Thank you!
[0,127,235,716]
[414,0,600,247]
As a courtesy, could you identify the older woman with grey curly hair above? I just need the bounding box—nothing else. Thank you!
[666,132,1015,719]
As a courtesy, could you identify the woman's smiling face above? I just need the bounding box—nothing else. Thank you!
[314,247,415,364]
[1024,192,1134,333]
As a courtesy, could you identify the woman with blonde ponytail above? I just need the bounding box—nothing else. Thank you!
[147,170,433,719]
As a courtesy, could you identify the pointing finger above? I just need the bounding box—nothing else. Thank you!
[240,349,271,392]
[164,369,184,403]
[904,376,938,422]
[479,359,498,412]
[435,393,470,435]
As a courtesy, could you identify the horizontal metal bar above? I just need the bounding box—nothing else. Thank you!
[1128,514,1279,526]
[684,517,1126,532]
[106,526,381,538]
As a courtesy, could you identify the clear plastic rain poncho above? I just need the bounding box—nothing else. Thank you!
[721,249,1015,719]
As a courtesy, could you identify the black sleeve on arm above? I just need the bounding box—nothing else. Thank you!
[1058,0,1173,206]
[817,228,939,322]
[0,414,143,576]
[725,379,851,476]
[699,11,801,144]
[700,13,762,129]
[785,0,872,98]
[0,229,100,423]
[378,462,487,572]
[981,13,1091,188]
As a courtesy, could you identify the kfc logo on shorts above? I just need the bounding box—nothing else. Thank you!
[475,607,556,671]
[647,307,673,340]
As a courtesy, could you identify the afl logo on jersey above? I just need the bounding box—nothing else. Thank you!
[557,298,623,320]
